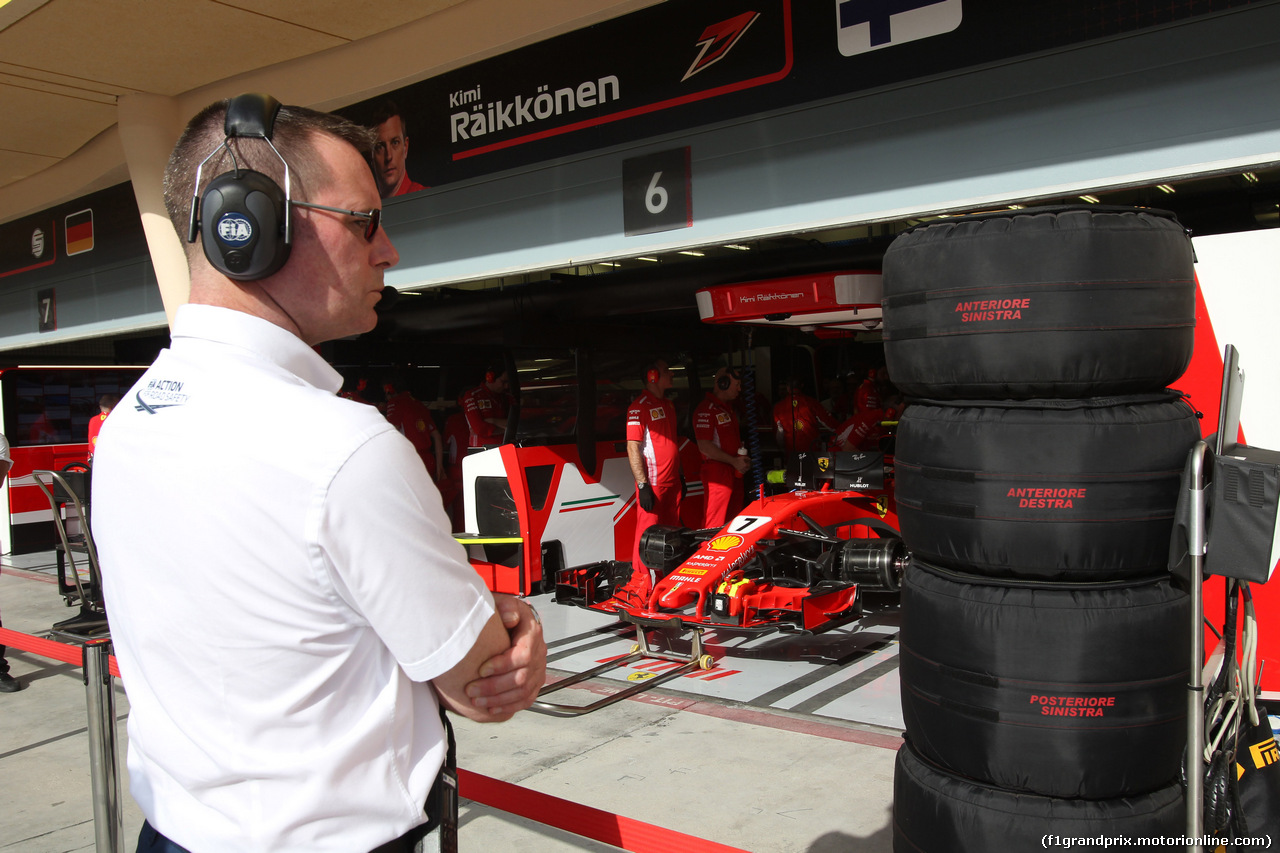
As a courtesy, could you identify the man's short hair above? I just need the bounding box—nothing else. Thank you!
[163,99,377,257]
[368,99,408,137]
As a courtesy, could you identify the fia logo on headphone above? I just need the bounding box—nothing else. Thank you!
[217,213,254,245]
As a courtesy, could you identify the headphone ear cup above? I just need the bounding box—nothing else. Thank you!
[717,372,730,391]
[647,368,659,386]
[485,370,496,384]
[199,169,290,281]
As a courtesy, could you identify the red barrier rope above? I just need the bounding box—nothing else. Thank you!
[1,626,747,852]
[458,768,749,853]
[0,626,120,677]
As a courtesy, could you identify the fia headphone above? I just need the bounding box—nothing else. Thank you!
[187,94,293,281]
[646,364,661,386]
[716,367,740,391]
[484,366,501,384]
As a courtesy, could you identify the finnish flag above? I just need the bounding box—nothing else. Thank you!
[836,0,963,57]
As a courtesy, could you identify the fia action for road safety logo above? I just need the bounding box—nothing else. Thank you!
[836,0,963,57]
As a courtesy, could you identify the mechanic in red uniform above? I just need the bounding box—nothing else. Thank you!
[622,359,683,603]
[834,409,883,452]
[773,378,839,453]
[382,378,445,483]
[693,368,750,529]
[460,367,511,447]
[835,368,890,452]
[854,368,883,414]
[86,393,119,463]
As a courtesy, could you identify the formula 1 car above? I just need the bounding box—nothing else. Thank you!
[553,450,906,634]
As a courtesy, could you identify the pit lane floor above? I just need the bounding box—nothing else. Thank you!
[538,592,904,732]
[0,552,899,852]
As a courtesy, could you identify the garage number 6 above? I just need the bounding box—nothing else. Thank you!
[645,171,669,214]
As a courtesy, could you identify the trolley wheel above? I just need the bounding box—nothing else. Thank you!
[629,643,641,654]
[697,654,715,671]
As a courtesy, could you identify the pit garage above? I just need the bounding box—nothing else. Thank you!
[3,1,1280,849]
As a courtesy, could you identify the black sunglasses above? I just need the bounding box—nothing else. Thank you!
[290,200,381,242]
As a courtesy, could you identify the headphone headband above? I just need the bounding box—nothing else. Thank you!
[225,94,281,139]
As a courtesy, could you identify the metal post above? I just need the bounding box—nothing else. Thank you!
[1185,442,1208,853]
[83,638,123,853]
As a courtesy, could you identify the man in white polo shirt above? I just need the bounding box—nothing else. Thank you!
[92,95,545,853]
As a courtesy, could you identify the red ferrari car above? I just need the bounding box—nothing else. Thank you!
[554,450,905,634]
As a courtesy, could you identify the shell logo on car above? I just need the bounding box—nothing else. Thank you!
[707,534,744,551]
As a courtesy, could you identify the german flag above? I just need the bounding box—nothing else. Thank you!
[65,209,94,255]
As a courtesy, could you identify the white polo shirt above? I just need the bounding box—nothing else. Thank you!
[93,304,494,853]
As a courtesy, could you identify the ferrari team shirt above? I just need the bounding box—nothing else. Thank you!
[87,411,109,457]
[836,410,882,452]
[460,383,508,447]
[92,304,494,853]
[385,391,439,474]
[626,390,679,486]
[693,393,743,464]
[855,377,882,414]
[773,392,838,453]
[390,172,427,197]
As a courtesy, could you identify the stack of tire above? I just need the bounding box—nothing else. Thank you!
[882,207,1198,849]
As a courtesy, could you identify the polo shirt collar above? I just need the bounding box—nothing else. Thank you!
[172,304,343,394]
